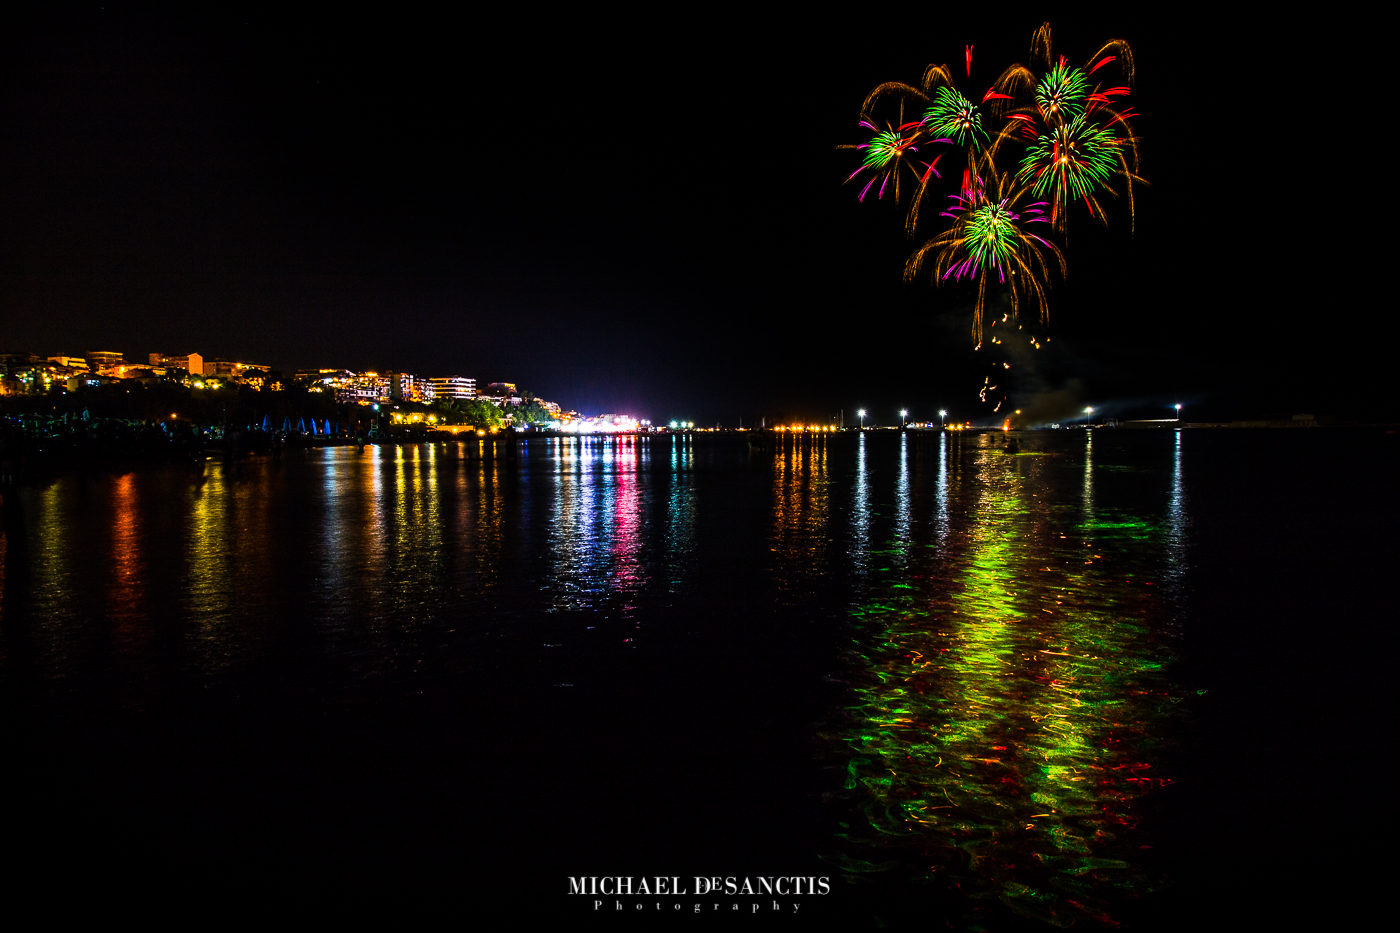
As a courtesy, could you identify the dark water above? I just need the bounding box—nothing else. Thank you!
[0,430,1391,927]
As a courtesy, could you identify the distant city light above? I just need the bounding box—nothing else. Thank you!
[545,414,641,435]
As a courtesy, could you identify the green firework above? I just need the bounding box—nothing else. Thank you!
[1016,116,1120,207]
[922,87,986,147]
[964,202,1018,270]
[863,129,912,169]
[1035,61,1090,120]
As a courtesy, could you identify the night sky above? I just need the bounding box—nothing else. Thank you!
[0,7,1387,423]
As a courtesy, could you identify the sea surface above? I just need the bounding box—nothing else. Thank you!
[0,429,1391,928]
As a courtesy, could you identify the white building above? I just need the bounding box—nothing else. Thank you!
[429,376,476,400]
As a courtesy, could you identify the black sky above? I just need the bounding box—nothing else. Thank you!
[0,6,1388,423]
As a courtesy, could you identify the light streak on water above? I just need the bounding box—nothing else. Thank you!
[772,432,830,602]
[851,433,871,584]
[893,432,911,562]
[0,430,1202,922]
[827,435,1178,928]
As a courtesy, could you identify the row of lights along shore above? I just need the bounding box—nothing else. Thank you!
[767,404,1184,432]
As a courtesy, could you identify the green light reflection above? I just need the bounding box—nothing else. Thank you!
[830,443,1176,927]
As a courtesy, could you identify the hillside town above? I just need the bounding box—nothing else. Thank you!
[0,348,655,476]
[1,348,571,417]
[0,347,601,427]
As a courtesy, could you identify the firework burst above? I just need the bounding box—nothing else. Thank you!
[1035,59,1091,120]
[840,22,1142,348]
[990,23,1144,235]
[854,49,1028,233]
[905,171,1065,348]
[1015,113,1125,220]
[922,86,987,149]
[838,119,943,203]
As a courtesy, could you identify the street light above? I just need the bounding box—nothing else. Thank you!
[939,409,947,429]
[1174,403,1182,421]
[900,409,908,428]
[857,409,866,429]
[1084,406,1094,426]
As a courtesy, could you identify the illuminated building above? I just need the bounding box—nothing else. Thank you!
[428,375,476,400]
[147,352,204,375]
[387,372,434,403]
[337,373,389,403]
[549,414,639,433]
[203,359,270,380]
[85,351,124,371]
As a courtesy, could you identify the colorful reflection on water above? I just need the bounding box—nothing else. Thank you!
[827,433,1178,927]
[773,432,831,601]
[546,436,652,611]
[0,430,1187,923]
